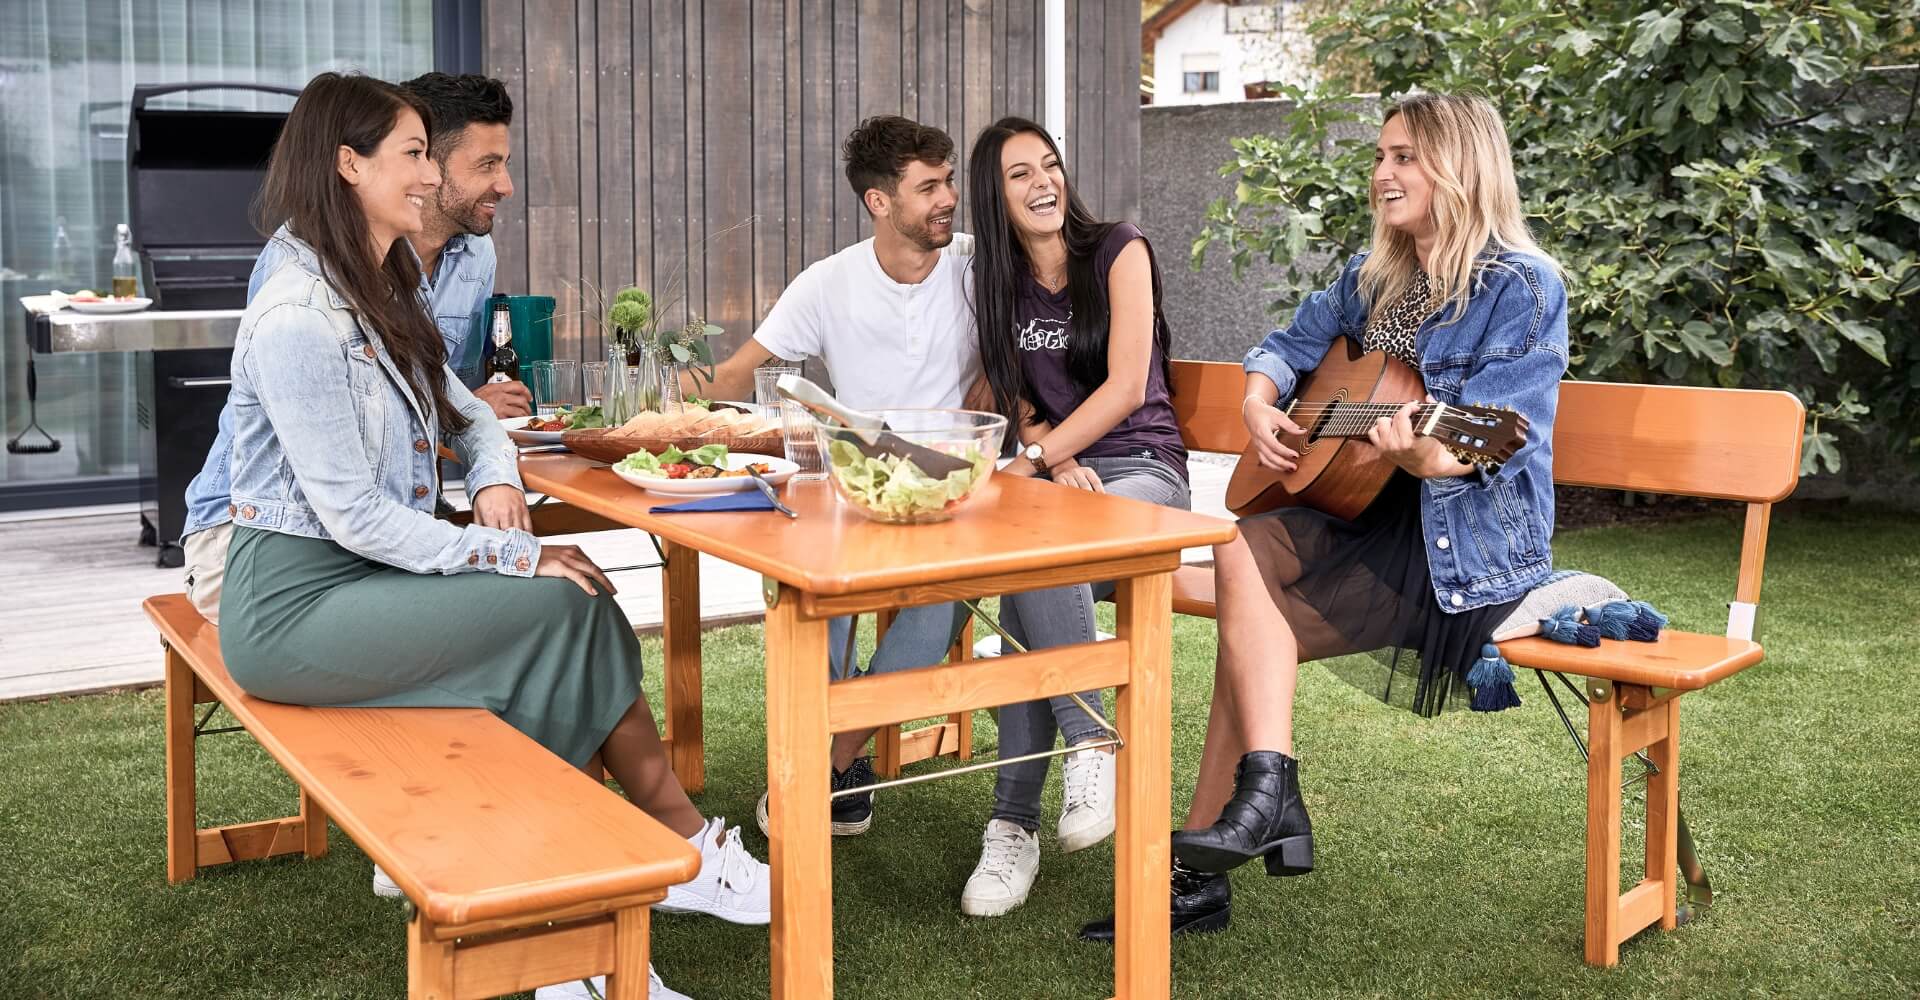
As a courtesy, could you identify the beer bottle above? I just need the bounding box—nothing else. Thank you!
[484,299,519,385]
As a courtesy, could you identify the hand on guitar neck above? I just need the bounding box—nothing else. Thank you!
[1365,399,1477,480]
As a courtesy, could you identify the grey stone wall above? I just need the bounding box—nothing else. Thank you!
[1137,98,1311,363]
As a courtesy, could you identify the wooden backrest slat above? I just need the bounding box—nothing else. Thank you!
[1550,380,1803,503]
[143,594,700,926]
[1170,360,1251,455]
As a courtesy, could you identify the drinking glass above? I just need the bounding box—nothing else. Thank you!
[581,361,608,409]
[754,365,800,422]
[781,398,828,481]
[532,360,579,416]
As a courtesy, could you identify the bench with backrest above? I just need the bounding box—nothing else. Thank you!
[145,594,700,999]
[1163,359,1803,967]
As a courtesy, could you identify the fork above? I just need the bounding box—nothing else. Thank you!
[747,468,799,519]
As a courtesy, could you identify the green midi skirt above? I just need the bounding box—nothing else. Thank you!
[219,526,641,767]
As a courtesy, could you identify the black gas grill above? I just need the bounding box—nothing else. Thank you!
[127,82,295,565]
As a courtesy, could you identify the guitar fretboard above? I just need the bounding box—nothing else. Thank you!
[1286,401,1446,440]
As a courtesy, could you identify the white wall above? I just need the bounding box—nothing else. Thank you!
[1150,1,1313,106]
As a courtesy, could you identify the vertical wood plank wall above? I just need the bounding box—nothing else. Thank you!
[483,0,1143,364]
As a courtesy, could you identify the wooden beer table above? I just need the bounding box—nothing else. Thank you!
[516,453,1237,998]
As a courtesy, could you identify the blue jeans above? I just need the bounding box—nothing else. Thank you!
[990,455,1192,831]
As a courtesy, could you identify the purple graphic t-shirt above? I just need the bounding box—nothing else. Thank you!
[1015,222,1188,474]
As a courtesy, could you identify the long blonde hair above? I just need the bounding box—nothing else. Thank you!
[1357,92,1555,324]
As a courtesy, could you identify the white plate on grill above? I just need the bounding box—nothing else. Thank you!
[67,297,153,314]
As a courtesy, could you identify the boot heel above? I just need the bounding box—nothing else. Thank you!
[1262,834,1314,877]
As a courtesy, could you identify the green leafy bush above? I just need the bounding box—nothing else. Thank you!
[1196,0,1919,474]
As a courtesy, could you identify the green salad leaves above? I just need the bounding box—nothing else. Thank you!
[616,443,730,477]
[826,439,989,519]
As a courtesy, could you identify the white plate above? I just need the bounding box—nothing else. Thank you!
[499,415,566,445]
[67,297,153,314]
[611,453,798,496]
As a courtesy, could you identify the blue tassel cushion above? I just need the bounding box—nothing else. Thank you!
[1490,570,1628,641]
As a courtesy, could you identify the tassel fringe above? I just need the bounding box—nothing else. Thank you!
[1467,643,1522,712]
[1539,605,1600,647]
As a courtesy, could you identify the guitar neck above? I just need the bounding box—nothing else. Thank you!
[1287,401,1450,440]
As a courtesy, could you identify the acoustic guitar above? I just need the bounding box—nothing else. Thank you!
[1225,336,1528,521]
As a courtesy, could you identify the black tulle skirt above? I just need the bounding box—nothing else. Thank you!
[1237,473,1521,717]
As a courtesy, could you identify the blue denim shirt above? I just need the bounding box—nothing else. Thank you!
[218,228,535,575]
[1244,249,1569,612]
[183,229,497,538]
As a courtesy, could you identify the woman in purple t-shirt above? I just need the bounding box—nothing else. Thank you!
[955,115,1194,926]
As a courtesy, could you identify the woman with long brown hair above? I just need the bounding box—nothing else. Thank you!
[218,73,761,998]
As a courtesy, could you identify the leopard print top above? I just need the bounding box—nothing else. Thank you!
[1363,270,1435,367]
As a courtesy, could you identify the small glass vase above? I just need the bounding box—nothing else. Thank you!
[632,344,665,413]
[604,342,634,425]
[660,362,687,413]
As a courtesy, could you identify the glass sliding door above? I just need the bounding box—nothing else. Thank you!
[0,0,432,504]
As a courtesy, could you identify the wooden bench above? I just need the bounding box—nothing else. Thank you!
[1163,359,1804,966]
[146,594,701,999]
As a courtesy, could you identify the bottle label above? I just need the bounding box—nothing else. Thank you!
[487,372,512,384]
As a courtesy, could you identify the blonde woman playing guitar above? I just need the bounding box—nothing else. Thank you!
[1166,93,1571,902]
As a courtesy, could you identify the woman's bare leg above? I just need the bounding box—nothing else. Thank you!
[600,694,706,839]
[1183,673,1241,830]
[1211,535,1299,754]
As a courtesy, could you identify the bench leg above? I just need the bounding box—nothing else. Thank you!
[873,610,974,779]
[301,789,330,859]
[1584,683,1683,966]
[164,645,197,884]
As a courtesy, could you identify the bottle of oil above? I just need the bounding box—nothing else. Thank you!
[112,224,139,298]
[484,298,519,385]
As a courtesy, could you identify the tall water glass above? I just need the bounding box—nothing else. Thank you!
[532,360,579,416]
[754,365,800,422]
[780,399,828,481]
[581,361,608,409]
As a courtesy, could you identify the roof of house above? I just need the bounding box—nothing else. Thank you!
[1142,0,1212,49]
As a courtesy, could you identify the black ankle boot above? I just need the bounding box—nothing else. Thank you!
[1077,857,1231,942]
[1171,751,1313,876]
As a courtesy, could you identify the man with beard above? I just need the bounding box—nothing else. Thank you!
[181,72,523,618]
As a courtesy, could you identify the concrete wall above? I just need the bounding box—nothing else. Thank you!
[1138,97,1313,363]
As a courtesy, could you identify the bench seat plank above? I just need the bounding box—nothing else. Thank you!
[144,594,700,927]
[1168,565,1760,690]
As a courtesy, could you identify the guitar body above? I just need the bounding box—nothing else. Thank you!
[1226,336,1429,522]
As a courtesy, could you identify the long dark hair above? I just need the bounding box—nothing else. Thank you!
[967,116,1172,427]
[255,72,468,435]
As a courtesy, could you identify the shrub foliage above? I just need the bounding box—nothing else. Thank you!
[1195,0,1920,473]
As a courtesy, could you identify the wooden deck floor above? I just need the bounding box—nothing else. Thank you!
[2,456,1233,702]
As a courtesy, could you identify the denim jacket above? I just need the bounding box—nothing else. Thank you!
[223,229,538,577]
[183,229,497,539]
[1243,249,1569,612]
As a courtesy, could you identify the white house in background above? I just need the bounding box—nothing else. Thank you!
[1143,0,1314,105]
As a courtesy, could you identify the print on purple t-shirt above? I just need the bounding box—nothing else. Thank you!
[1011,222,1188,474]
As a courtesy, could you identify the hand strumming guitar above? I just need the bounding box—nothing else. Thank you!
[1241,393,1304,473]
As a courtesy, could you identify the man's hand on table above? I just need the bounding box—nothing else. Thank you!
[474,380,534,418]
[472,483,532,533]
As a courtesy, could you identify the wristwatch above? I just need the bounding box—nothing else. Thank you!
[1023,441,1050,473]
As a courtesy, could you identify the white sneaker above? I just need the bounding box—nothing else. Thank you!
[960,819,1040,917]
[532,965,690,1000]
[1057,745,1116,853]
[371,864,402,898]
[656,817,771,925]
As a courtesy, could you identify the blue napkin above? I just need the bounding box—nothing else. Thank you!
[652,490,778,514]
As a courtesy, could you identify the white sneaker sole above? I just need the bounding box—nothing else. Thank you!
[372,870,403,899]
[1057,812,1116,854]
[654,893,772,925]
[960,885,1032,917]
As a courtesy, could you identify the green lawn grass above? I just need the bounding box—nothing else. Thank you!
[3,508,1916,998]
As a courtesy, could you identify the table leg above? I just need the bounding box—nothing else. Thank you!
[763,584,834,998]
[661,540,704,794]
[1112,571,1173,999]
